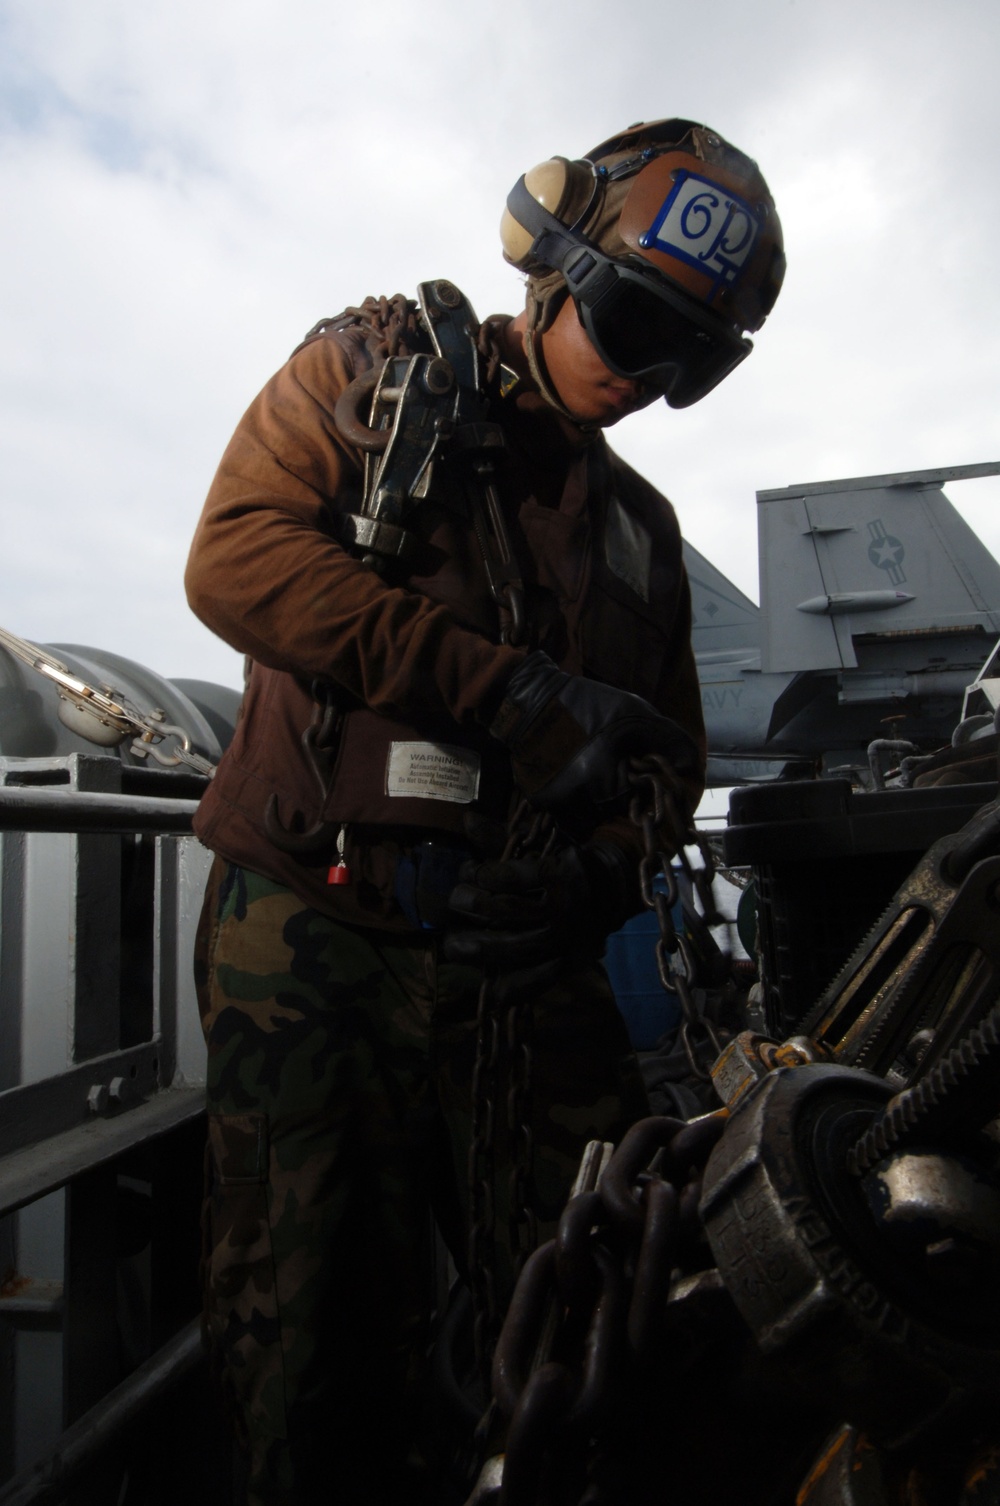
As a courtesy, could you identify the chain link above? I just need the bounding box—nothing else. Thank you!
[627,755,727,1080]
[468,759,729,1390]
[489,1110,728,1506]
[468,800,553,1384]
[506,995,538,1271]
[468,973,501,1378]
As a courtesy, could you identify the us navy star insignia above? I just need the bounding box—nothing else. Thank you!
[867,518,907,586]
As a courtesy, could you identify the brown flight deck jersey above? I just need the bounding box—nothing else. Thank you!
[185,298,706,930]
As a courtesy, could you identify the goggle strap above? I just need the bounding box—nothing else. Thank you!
[510,176,726,333]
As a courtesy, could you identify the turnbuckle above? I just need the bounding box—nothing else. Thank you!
[800,793,1000,1085]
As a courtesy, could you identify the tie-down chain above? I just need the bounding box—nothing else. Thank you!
[466,754,729,1387]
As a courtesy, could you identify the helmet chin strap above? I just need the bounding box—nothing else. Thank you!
[523,324,582,424]
[523,287,597,430]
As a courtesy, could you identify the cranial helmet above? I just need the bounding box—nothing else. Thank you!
[500,119,785,410]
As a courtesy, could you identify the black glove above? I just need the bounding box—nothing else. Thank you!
[442,834,637,996]
[490,651,700,826]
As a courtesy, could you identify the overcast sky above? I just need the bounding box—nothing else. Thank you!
[2,0,998,691]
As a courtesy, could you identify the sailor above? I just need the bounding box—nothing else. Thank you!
[185,118,784,1504]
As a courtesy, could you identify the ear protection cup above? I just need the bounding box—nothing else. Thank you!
[500,157,596,270]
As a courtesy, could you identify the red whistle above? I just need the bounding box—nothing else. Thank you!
[328,825,351,886]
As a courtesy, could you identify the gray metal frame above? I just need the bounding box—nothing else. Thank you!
[0,754,211,1495]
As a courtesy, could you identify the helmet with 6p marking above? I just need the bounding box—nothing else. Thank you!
[501,119,785,408]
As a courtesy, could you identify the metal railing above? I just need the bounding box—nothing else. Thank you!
[0,754,214,1500]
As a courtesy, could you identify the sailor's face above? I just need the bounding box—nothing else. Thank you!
[539,296,661,427]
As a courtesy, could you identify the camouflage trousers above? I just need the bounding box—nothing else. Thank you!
[195,858,648,1505]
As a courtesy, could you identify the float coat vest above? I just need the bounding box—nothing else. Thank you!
[185,294,706,930]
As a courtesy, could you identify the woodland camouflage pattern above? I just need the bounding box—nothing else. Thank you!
[196,858,648,1502]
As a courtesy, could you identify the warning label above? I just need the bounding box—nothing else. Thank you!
[386,742,481,804]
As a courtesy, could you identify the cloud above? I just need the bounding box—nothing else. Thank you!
[0,0,997,693]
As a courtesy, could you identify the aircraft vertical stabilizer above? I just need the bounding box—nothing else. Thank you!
[691,461,1000,785]
[683,540,760,657]
[758,463,1000,675]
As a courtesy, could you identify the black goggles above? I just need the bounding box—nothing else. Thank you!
[508,176,752,409]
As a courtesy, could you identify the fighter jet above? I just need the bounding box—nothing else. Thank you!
[688,461,1000,787]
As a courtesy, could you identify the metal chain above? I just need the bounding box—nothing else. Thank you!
[469,760,728,1387]
[468,799,553,1386]
[306,292,422,362]
[627,755,728,1080]
[505,806,556,1280]
[490,1111,729,1506]
[505,991,537,1275]
[468,970,501,1380]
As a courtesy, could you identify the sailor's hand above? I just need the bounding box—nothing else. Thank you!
[442,829,636,995]
[490,651,700,826]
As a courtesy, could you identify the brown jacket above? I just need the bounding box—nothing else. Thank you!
[185,299,706,929]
